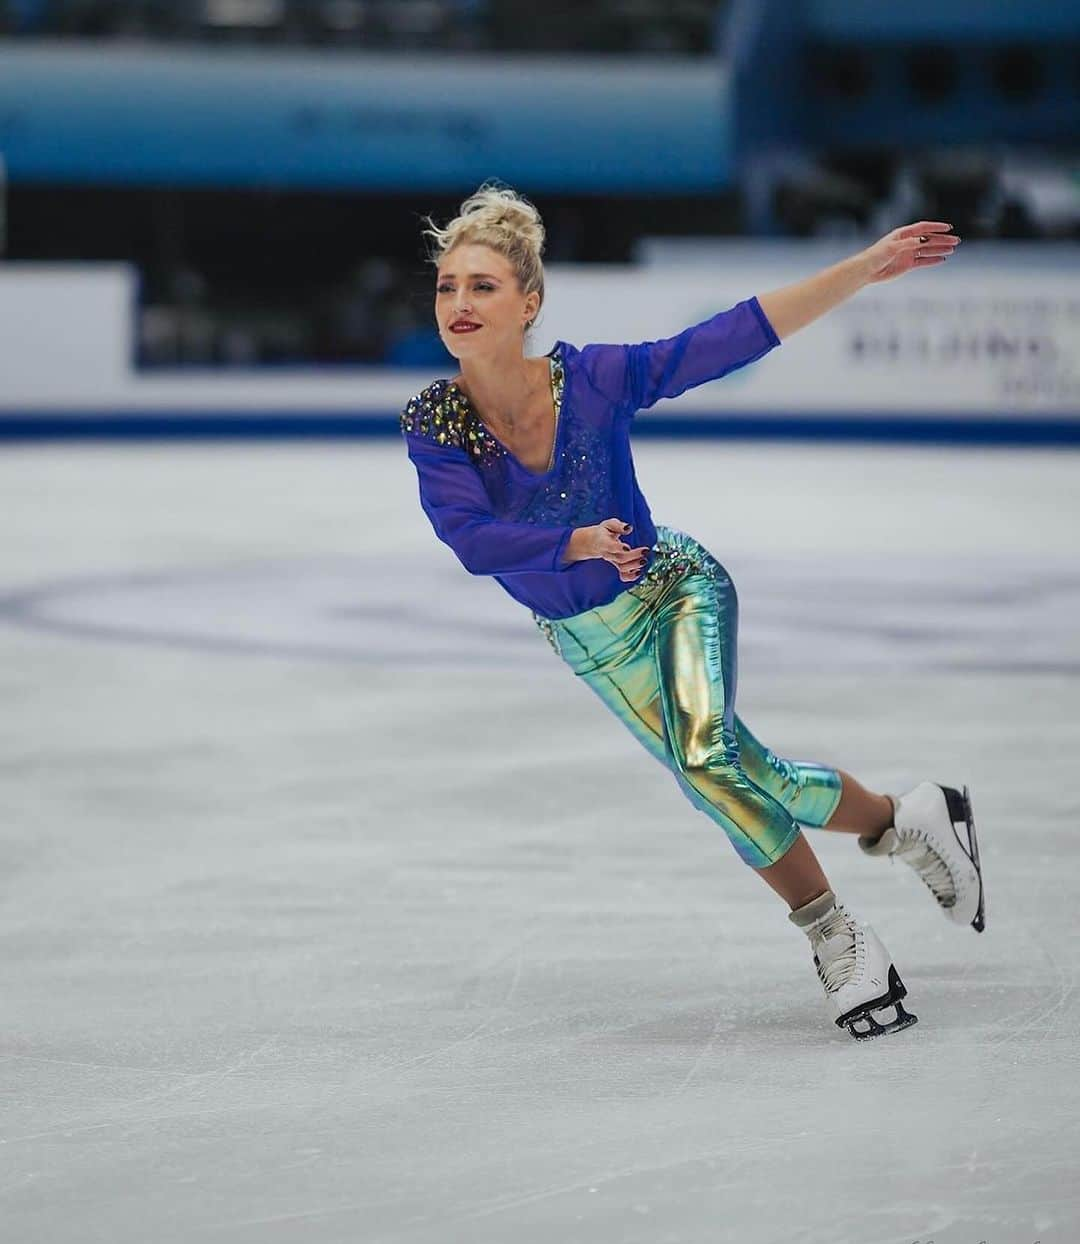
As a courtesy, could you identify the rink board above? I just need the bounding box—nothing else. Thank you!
[2,245,1078,443]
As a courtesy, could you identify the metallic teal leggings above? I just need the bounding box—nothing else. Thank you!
[533,525,842,869]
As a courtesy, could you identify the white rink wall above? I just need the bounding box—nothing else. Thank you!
[1,243,1079,429]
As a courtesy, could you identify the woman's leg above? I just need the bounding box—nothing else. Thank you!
[547,581,831,910]
[544,549,918,1037]
[734,717,893,838]
[826,771,894,838]
[756,833,833,911]
[733,715,842,829]
[542,593,671,768]
[651,570,832,910]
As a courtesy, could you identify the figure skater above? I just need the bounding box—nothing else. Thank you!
[399,184,985,1040]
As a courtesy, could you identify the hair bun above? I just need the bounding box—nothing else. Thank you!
[424,183,544,259]
[421,181,546,331]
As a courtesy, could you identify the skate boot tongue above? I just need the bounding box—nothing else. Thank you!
[812,911,859,994]
[894,835,956,906]
[788,892,858,994]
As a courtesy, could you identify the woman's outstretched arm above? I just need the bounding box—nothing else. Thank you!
[756,221,960,341]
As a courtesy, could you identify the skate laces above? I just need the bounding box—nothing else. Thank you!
[894,829,956,906]
[810,907,859,995]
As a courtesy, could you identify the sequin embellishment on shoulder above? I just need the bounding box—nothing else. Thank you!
[399,378,507,470]
[399,352,565,474]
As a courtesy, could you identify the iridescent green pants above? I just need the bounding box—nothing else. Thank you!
[533,525,842,869]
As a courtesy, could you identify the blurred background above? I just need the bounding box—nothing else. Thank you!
[1,0,1077,433]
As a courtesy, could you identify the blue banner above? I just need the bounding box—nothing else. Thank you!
[0,46,732,191]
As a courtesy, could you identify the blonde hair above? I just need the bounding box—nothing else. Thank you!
[422,182,546,330]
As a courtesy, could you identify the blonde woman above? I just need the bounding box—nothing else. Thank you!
[400,184,984,1040]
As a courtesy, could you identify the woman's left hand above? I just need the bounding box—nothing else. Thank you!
[861,221,960,284]
[757,221,962,340]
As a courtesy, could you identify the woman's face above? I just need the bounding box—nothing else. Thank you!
[435,243,540,359]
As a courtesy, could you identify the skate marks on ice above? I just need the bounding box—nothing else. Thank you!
[0,551,1078,674]
[980,921,1077,1054]
[3,449,1079,1244]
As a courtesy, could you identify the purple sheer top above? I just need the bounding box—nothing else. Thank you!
[400,296,780,620]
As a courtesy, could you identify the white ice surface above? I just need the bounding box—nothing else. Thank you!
[1,440,1078,1244]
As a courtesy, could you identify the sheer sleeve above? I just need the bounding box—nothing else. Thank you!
[575,295,780,414]
[404,435,575,576]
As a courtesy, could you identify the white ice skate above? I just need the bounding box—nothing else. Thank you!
[789,889,917,1040]
[859,782,985,932]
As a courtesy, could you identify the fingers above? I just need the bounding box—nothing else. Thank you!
[599,521,646,560]
[599,537,649,576]
[914,232,960,249]
[910,233,961,264]
[609,542,650,564]
[899,221,955,237]
[612,544,650,580]
[597,519,650,578]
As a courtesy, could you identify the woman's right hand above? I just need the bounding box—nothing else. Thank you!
[567,518,651,582]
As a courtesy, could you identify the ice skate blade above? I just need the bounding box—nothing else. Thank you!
[962,785,986,933]
[835,965,917,1040]
[842,1001,918,1041]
